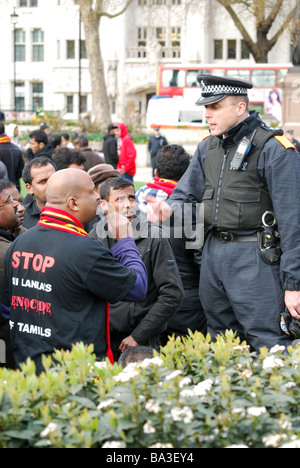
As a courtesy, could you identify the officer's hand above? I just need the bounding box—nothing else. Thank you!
[119,335,139,352]
[145,195,173,223]
[106,212,133,241]
[285,290,300,319]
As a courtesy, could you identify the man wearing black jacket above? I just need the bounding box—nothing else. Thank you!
[0,181,20,369]
[28,130,55,159]
[90,177,184,361]
[103,124,119,169]
[0,123,24,191]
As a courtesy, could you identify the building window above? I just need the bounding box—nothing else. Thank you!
[32,29,44,62]
[214,39,223,60]
[227,39,236,59]
[67,95,73,113]
[67,40,75,59]
[80,40,87,59]
[156,27,166,47]
[171,27,181,47]
[80,95,87,113]
[20,0,38,7]
[15,82,25,111]
[15,29,26,62]
[137,27,147,58]
[241,40,250,59]
[32,82,43,111]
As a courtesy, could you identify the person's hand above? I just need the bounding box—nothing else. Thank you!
[106,212,133,241]
[285,290,300,319]
[119,335,139,352]
[145,195,173,223]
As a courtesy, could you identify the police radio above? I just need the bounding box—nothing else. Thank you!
[230,130,257,171]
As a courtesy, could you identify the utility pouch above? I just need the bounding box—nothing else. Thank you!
[258,211,281,265]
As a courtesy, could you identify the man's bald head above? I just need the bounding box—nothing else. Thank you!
[46,169,89,204]
[45,169,100,225]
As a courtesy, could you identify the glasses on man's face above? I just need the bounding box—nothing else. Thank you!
[0,195,14,209]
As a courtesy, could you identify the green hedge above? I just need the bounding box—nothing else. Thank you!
[1,332,300,448]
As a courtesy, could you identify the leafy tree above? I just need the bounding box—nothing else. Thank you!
[76,0,133,127]
[216,0,298,62]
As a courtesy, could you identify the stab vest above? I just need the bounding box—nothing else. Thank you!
[203,126,275,231]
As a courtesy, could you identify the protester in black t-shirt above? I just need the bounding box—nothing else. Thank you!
[0,169,147,373]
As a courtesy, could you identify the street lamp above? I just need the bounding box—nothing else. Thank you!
[10,7,19,117]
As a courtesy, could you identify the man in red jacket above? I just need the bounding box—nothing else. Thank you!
[115,123,136,182]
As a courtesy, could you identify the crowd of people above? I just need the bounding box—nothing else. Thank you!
[1,73,300,373]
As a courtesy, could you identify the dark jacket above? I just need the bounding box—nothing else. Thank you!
[89,214,184,344]
[36,144,54,159]
[0,136,24,191]
[0,228,15,369]
[103,133,119,169]
[23,197,41,229]
[169,111,300,292]
[148,134,168,158]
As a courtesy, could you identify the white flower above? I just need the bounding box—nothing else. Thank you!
[170,406,194,424]
[280,439,300,448]
[145,399,161,414]
[285,381,296,389]
[279,419,292,431]
[233,345,250,351]
[149,443,173,448]
[263,434,288,448]
[179,377,192,388]
[143,421,156,434]
[270,345,285,354]
[40,422,58,438]
[97,398,116,410]
[94,361,107,369]
[113,364,139,382]
[180,378,213,398]
[165,370,183,380]
[232,408,245,415]
[247,406,267,417]
[180,389,195,398]
[225,444,249,449]
[139,357,164,368]
[241,369,253,379]
[102,441,124,448]
[193,378,213,396]
[262,355,284,369]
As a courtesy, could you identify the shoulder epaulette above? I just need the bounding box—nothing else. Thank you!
[201,134,211,141]
[274,135,296,150]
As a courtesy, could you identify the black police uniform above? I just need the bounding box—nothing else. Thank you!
[169,75,300,351]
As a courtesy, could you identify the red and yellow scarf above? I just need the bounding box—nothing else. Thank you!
[0,135,11,144]
[146,176,178,195]
[38,207,114,364]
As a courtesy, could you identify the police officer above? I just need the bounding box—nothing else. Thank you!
[147,74,300,351]
[148,127,168,176]
[286,130,300,153]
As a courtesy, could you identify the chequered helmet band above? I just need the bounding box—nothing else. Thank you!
[200,81,248,96]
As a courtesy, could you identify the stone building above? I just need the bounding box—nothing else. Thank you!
[0,0,292,124]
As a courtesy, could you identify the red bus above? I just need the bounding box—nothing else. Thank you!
[156,63,291,119]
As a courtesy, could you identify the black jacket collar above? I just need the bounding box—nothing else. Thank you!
[222,111,262,148]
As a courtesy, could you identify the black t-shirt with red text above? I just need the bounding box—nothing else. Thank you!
[1,225,136,372]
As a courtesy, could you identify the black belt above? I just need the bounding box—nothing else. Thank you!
[211,230,258,244]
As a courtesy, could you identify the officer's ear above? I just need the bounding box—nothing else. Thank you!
[237,101,247,117]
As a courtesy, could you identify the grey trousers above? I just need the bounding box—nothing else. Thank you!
[199,234,293,350]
